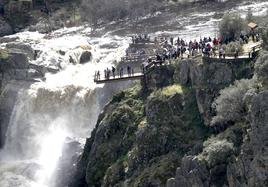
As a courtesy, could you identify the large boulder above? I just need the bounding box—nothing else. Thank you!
[28,19,59,33]
[7,51,29,69]
[0,36,19,44]
[6,42,35,60]
[5,0,32,31]
[6,42,35,59]
[79,51,92,64]
[0,17,12,37]
[14,69,28,80]
[0,48,44,91]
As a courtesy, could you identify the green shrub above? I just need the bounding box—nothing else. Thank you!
[211,79,257,127]
[197,137,234,168]
[219,13,246,43]
[254,51,268,86]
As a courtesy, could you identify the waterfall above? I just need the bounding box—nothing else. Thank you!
[0,85,100,186]
[0,27,131,187]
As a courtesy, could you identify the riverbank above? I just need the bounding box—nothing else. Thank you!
[1,0,267,37]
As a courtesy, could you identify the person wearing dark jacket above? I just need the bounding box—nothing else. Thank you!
[112,66,116,78]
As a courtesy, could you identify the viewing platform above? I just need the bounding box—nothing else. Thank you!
[94,73,144,84]
[93,38,262,84]
[203,42,262,60]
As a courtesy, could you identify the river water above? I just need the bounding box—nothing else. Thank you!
[0,1,267,187]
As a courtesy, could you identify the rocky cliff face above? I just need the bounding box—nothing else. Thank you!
[0,42,57,148]
[71,53,267,187]
[0,44,43,92]
[0,46,32,147]
[227,90,268,187]
[0,17,12,37]
[70,63,210,186]
[176,57,254,125]
[167,53,268,187]
[167,89,268,187]
[0,81,32,148]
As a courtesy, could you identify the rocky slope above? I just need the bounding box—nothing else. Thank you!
[167,52,268,187]
[0,0,80,36]
[70,77,209,187]
[69,49,267,187]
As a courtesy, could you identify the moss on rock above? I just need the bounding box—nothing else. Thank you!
[71,79,210,187]
[0,49,9,60]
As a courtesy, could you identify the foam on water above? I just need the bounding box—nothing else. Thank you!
[236,1,268,16]
[0,26,131,187]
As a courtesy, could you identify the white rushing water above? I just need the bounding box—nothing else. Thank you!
[0,26,131,187]
[0,1,268,187]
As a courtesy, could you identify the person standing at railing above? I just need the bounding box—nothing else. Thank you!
[185,48,190,59]
[117,67,120,78]
[212,46,217,57]
[104,69,107,79]
[94,71,97,80]
[256,33,260,42]
[176,45,181,58]
[170,37,174,46]
[127,66,131,77]
[219,47,224,59]
[112,66,116,78]
[96,71,100,80]
[234,47,239,58]
[223,48,226,59]
[209,37,212,42]
[120,67,123,78]
[176,37,180,46]
[141,64,145,74]
[107,68,111,80]
[213,38,219,46]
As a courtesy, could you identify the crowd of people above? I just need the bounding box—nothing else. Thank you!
[152,30,259,62]
[150,36,219,62]
[95,31,260,82]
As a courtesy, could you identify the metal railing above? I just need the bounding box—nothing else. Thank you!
[94,43,262,83]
